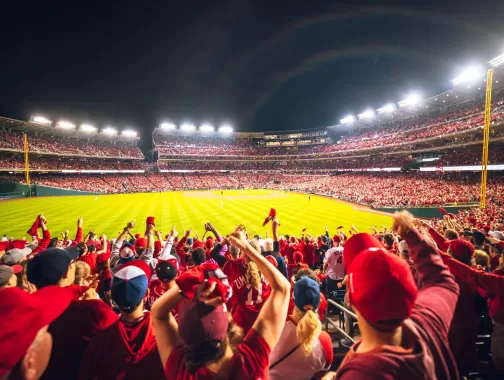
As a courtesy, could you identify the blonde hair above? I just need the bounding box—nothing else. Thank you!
[292,306,321,356]
[246,261,261,290]
[74,261,91,285]
[474,250,490,270]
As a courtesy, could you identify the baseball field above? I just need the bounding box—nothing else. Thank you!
[0,190,393,240]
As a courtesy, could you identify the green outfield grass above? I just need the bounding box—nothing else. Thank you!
[0,190,393,239]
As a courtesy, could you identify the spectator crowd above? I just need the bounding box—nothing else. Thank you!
[2,204,504,379]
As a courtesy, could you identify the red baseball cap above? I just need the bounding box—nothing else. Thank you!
[178,299,229,346]
[344,233,384,271]
[135,237,147,249]
[0,286,76,376]
[348,248,417,331]
[449,239,474,261]
[265,255,278,268]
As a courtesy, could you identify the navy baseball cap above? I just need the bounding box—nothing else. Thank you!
[27,248,80,288]
[112,260,150,311]
[293,277,321,311]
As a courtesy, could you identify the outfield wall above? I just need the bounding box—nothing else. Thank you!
[375,205,477,218]
[0,180,97,197]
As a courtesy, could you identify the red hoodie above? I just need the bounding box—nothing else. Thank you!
[337,229,460,380]
[78,312,164,380]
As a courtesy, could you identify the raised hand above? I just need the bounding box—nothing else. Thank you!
[184,228,192,238]
[169,225,178,238]
[77,216,83,228]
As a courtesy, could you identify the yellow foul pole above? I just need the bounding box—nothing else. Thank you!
[23,134,31,196]
[480,68,493,209]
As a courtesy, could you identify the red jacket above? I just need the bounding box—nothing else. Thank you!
[302,243,316,267]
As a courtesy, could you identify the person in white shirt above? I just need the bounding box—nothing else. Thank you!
[269,277,333,380]
[323,242,345,294]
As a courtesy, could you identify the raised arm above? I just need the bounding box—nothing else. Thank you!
[392,212,459,335]
[151,285,184,366]
[110,221,135,268]
[159,226,178,261]
[441,254,504,296]
[228,221,291,349]
[32,215,50,255]
[139,220,155,266]
[75,216,83,243]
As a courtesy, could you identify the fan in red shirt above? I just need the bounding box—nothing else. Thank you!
[148,261,180,319]
[287,251,309,279]
[302,238,316,268]
[78,260,165,380]
[152,225,291,380]
[26,247,118,380]
[325,211,460,380]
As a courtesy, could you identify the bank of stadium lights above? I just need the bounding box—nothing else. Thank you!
[121,129,137,137]
[199,123,215,132]
[398,93,422,108]
[377,103,396,114]
[180,122,196,132]
[340,115,356,124]
[489,53,504,68]
[218,124,233,133]
[31,116,52,125]
[80,124,97,133]
[451,66,484,85]
[56,120,76,130]
[160,122,176,130]
[357,109,375,120]
[102,126,118,136]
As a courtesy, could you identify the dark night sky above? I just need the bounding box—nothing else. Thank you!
[1,0,503,149]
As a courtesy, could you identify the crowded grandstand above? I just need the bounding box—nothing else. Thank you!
[3,53,504,380]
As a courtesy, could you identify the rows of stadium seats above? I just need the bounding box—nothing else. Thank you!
[0,130,143,158]
[154,96,504,158]
[0,153,146,170]
[3,172,503,207]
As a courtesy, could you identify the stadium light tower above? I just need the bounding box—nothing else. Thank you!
[218,124,233,133]
[121,129,137,137]
[199,123,215,132]
[358,109,375,120]
[451,66,484,85]
[80,124,97,133]
[180,122,196,131]
[160,122,176,130]
[31,116,52,125]
[102,126,118,136]
[56,120,76,130]
[377,103,396,114]
[398,93,422,108]
[340,115,356,124]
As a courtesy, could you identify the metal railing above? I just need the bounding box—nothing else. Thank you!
[325,299,356,344]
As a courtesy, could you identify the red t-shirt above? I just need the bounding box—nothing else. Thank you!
[222,258,271,334]
[302,244,316,267]
[79,253,98,273]
[165,329,270,380]
[148,280,180,320]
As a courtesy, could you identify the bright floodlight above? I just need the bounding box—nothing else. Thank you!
[340,115,356,124]
[31,115,52,125]
[160,122,176,130]
[56,120,76,130]
[451,66,484,85]
[489,53,504,68]
[358,109,375,120]
[398,93,422,108]
[218,124,233,133]
[121,129,137,137]
[199,123,215,132]
[377,103,396,114]
[102,126,118,135]
[180,122,196,131]
[80,124,97,133]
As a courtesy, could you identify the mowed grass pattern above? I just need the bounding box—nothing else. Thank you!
[0,190,393,239]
